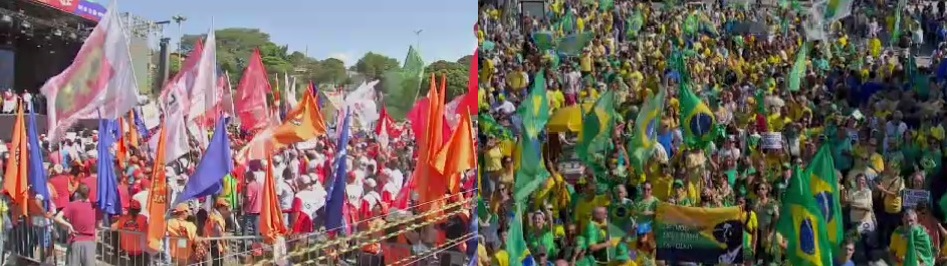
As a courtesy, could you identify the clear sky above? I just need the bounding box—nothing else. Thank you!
[121,0,477,66]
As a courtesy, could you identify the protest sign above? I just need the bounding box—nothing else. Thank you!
[655,203,744,264]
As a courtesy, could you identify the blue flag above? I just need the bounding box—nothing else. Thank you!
[96,119,122,215]
[311,83,325,108]
[133,108,150,140]
[175,118,233,206]
[325,110,351,232]
[467,202,479,257]
[27,109,51,209]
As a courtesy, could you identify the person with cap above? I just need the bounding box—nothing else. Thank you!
[167,203,199,265]
[110,200,149,265]
[203,199,232,266]
[53,184,97,266]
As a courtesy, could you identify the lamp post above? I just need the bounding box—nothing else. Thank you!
[171,15,187,64]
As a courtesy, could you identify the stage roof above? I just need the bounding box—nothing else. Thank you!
[26,0,106,22]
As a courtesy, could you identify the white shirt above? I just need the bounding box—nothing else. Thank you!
[345,183,364,209]
[294,189,326,221]
[133,190,151,219]
[277,180,295,211]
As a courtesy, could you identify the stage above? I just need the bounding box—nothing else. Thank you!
[0,113,98,139]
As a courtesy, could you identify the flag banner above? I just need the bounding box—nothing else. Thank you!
[654,203,744,264]
[186,29,219,122]
[27,109,52,209]
[96,119,122,215]
[235,49,272,132]
[42,2,139,143]
[344,80,380,129]
[3,103,28,217]
[174,118,232,206]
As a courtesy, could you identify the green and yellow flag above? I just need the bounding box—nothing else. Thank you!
[778,166,833,266]
[627,87,666,174]
[578,90,617,165]
[806,145,843,257]
[506,202,536,265]
[679,82,715,148]
[513,134,549,201]
[517,70,551,139]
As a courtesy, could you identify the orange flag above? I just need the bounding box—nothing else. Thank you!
[117,116,128,170]
[3,102,27,218]
[268,91,328,150]
[413,74,448,214]
[431,112,476,195]
[260,153,287,244]
[146,124,170,253]
[127,112,140,148]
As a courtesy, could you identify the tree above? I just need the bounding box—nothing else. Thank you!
[420,60,469,100]
[354,52,400,80]
[179,28,353,89]
[456,55,474,67]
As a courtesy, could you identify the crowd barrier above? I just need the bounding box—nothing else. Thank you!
[4,195,475,265]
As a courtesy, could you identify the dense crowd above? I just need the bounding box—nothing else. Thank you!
[476,0,947,265]
[0,113,475,265]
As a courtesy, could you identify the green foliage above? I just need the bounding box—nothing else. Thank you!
[174,28,471,122]
[354,52,400,80]
[180,28,351,88]
[420,60,469,99]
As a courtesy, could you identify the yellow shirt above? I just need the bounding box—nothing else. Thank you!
[485,147,504,172]
[575,195,611,230]
[581,54,593,72]
[495,249,510,266]
[547,90,565,111]
[766,113,792,132]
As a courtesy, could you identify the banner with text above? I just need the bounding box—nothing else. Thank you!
[655,203,744,264]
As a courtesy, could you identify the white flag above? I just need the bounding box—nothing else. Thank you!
[187,29,218,121]
[42,0,139,143]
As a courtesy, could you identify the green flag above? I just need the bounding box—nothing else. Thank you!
[627,87,666,173]
[788,42,810,92]
[903,225,935,266]
[599,0,614,11]
[513,134,550,201]
[506,202,535,265]
[403,45,425,80]
[578,90,617,165]
[517,70,552,138]
[806,145,843,257]
[892,0,906,46]
[777,166,833,266]
[556,32,595,56]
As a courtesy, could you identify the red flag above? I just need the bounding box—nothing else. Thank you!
[375,107,401,139]
[431,112,476,194]
[3,102,27,218]
[260,153,287,244]
[235,49,272,132]
[456,49,478,115]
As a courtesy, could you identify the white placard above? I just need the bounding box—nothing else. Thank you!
[902,189,931,208]
[761,132,783,149]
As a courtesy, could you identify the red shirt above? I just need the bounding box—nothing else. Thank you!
[48,175,72,210]
[289,198,315,234]
[118,184,131,213]
[61,200,98,243]
[244,180,262,214]
[81,175,98,203]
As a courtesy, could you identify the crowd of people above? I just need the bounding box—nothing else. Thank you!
[476,0,947,265]
[0,110,475,265]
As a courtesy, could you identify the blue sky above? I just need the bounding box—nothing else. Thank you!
[120,0,477,66]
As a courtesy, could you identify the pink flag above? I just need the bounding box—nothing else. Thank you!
[455,49,479,115]
[159,40,204,106]
[235,49,271,132]
[42,3,139,143]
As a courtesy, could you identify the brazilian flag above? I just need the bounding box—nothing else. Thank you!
[578,90,617,166]
[778,166,833,266]
[627,87,666,174]
[507,202,536,266]
[679,81,716,149]
[806,145,843,257]
[517,69,551,139]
